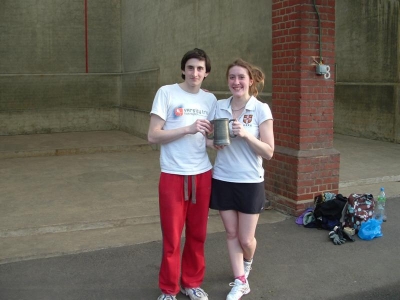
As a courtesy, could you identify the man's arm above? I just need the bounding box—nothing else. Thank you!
[147,114,212,145]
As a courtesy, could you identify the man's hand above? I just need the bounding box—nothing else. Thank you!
[190,119,212,136]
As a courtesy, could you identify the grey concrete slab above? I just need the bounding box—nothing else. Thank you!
[0,151,160,230]
[334,134,400,183]
[0,131,151,158]
[0,209,288,265]
[334,133,400,198]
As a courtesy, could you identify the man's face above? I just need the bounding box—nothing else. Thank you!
[182,58,208,88]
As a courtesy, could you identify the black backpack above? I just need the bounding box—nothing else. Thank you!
[313,193,348,230]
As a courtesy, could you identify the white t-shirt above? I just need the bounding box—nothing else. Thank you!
[150,83,217,175]
[212,96,273,183]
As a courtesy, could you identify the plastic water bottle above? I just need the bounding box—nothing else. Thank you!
[374,187,386,222]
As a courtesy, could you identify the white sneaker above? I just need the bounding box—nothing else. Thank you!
[180,286,209,300]
[157,294,177,300]
[244,259,253,279]
[226,279,250,300]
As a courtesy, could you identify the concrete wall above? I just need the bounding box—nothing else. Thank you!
[1,1,398,144]
[119,0,272,138]
[335,0,399,142]
[0,0,121,135]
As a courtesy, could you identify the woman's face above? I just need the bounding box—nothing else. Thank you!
[227,66,253,99]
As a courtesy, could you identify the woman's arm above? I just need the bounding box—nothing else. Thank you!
[232,119,274,160]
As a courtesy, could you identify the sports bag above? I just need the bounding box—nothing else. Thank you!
[344,193,375,232]
[313,193,348,230]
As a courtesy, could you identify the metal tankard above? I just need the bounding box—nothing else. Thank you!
[207,118,236,146]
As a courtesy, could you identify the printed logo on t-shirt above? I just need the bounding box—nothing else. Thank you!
[243,115,253,124]
[173,106,209,118]
[174,107,184,117]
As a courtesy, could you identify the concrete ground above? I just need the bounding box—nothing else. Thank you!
[0,131,399,299]
[1,201,400,300]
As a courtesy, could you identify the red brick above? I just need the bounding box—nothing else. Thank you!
[269,0,338,215]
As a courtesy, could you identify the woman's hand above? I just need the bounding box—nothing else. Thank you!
[231,119,247,138]
[206,138,226,150]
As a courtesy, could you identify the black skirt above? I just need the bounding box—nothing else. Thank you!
[210,178,266,214]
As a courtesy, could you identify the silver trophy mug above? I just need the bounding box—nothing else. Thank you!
[207,118,236,146]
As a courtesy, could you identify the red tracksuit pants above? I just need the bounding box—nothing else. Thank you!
[158,170,212,295]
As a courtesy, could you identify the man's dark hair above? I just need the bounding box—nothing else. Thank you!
[181,48,211,80]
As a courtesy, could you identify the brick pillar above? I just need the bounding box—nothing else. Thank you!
[266,0,340,215]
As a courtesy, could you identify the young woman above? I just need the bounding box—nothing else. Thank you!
[208,59,274,300]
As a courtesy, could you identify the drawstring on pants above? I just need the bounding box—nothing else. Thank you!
[184,175,196,204]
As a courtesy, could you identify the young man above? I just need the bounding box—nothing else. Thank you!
[148,48,217,300]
